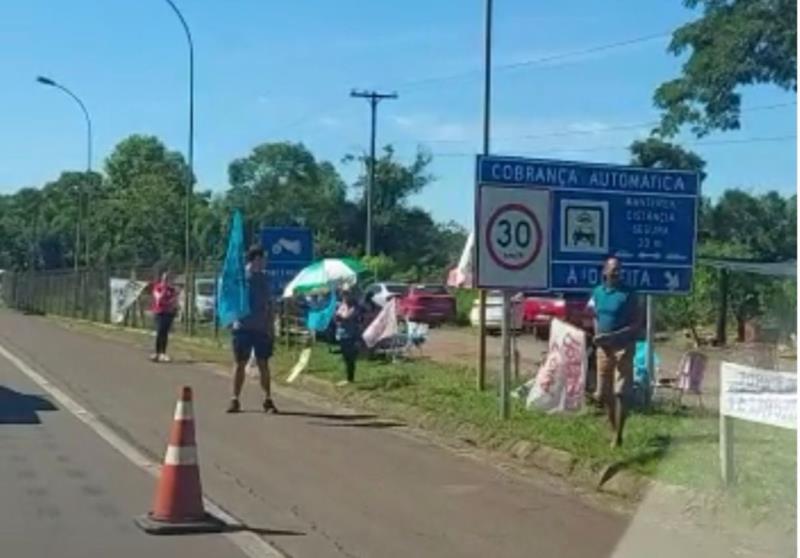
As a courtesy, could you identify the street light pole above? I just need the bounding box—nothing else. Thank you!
[36,76,92,271]
[162,0,195,333]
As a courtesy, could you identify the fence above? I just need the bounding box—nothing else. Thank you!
[0,267,307,347]
[0,267,220,331]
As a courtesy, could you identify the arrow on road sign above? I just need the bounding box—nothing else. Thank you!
[638,252,662,260]
[664,271,680,291]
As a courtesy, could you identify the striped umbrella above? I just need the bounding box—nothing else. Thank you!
[281,258,366,298]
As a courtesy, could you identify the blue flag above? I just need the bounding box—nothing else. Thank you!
[306,290,337,332]
[217,211,249,328]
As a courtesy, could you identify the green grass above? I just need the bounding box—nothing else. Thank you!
[295,346,796,526]
[53,317,797,526]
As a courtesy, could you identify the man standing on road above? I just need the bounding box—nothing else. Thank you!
[227,245,277,414]
[589,257,643,447]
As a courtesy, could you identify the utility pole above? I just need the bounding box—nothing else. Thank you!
[350,89,398,258]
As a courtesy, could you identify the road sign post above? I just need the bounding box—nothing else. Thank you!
[475,155,699,418]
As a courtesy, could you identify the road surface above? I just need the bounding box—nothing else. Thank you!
[0,310,790,557]
[0,338,246,557]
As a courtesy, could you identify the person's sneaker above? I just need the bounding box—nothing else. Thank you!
[149,353,159,363]
[158,354,172,363]
[226,399,241,413]
[336,380,351,387]
[263,398,279,414]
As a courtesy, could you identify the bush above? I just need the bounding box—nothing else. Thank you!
[453,288,477,326]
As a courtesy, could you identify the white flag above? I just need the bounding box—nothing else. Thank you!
[362,298,399,348]
[447,231,474,288]
[110,278,148,324]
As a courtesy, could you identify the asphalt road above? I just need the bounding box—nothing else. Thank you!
[0,310,789,558]
[0,340,244,557]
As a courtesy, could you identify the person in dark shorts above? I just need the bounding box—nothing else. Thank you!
[588,257,643,447]
[150,270,179,363]
[227,245,277,414]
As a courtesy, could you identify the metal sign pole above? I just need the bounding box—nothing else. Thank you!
[500,290,511,419]
[646,295,655,389]
[477,0,492,393]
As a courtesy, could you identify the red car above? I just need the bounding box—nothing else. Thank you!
[523,293,593,339]
[397,284,456,325]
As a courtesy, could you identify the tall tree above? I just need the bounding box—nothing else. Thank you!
[227,142,348,250]
[95,135,190,266]
[655,0,797,137]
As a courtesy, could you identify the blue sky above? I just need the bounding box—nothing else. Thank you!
[1,0,796,229]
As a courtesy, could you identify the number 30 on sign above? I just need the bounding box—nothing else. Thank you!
[487,203,542,270]
[477,186,550,290]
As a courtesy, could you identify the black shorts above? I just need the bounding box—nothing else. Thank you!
[232,329,273,363]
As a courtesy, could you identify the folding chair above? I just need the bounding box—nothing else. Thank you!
[405,321,428,356]
[655,350,707,408]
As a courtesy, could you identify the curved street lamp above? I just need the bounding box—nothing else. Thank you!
[36,75,93,271]
[161,0,195,332]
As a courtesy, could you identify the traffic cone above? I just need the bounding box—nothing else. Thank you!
[135,386,224,534]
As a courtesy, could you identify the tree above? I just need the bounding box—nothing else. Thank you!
[94,135,190,266]
[227,142,349,251]
[629,137,707,175]
[105,135,190,195]
[629,139,710,341]
[655,0,797,137]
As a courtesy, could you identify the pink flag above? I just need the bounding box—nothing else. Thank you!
[362,298,399,348]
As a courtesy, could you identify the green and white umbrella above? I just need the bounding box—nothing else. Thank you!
[282,258,366,298]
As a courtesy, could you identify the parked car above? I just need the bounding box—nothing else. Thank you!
[194,278,216,321]
[469,291,524,333]
[397,284,456,325]
[363,282,409,308]
[522,293,593,339]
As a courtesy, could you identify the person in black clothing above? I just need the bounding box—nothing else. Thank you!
[335,288,361,386]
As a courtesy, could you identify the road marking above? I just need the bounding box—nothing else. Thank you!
[0,342,285,558]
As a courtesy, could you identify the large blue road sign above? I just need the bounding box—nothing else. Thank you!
[260,227,313,297]
[475,155,699,294]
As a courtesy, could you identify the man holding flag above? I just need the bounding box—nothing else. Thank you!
[228,245,277,414]
[217,211,277,414]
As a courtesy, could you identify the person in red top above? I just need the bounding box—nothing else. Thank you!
[150,270,179,363]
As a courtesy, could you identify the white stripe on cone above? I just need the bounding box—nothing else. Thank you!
[164,445,198,466]
[173,401,194,420]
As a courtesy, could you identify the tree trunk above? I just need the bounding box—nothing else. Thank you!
[736,313,746,343]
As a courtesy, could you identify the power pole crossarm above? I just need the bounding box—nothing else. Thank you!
[349,89,398,258]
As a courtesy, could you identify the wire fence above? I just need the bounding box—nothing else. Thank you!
[0,266,309,348]
[0,266,220,331]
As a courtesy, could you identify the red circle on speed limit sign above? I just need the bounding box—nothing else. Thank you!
[486,203,543,270]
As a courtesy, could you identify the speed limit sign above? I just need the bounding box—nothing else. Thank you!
[477,186,550,289]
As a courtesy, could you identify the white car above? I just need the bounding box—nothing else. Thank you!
[364,282,409,308]
[469,290,524,333]
[194,278,216,321]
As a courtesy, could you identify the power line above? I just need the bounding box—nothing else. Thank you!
[271,30,675,134]
[396,31,671,90]
[408,101,797,145]
[429,134,797,158]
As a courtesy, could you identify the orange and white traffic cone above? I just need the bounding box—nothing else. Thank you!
[135,386,224,534]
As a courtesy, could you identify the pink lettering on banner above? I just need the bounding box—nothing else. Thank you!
[537,353,560,395]
[556,331,586,410]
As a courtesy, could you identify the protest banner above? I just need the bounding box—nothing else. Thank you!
[109,278,148,324]
[525,318,587,413]
[719,362,797,485]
